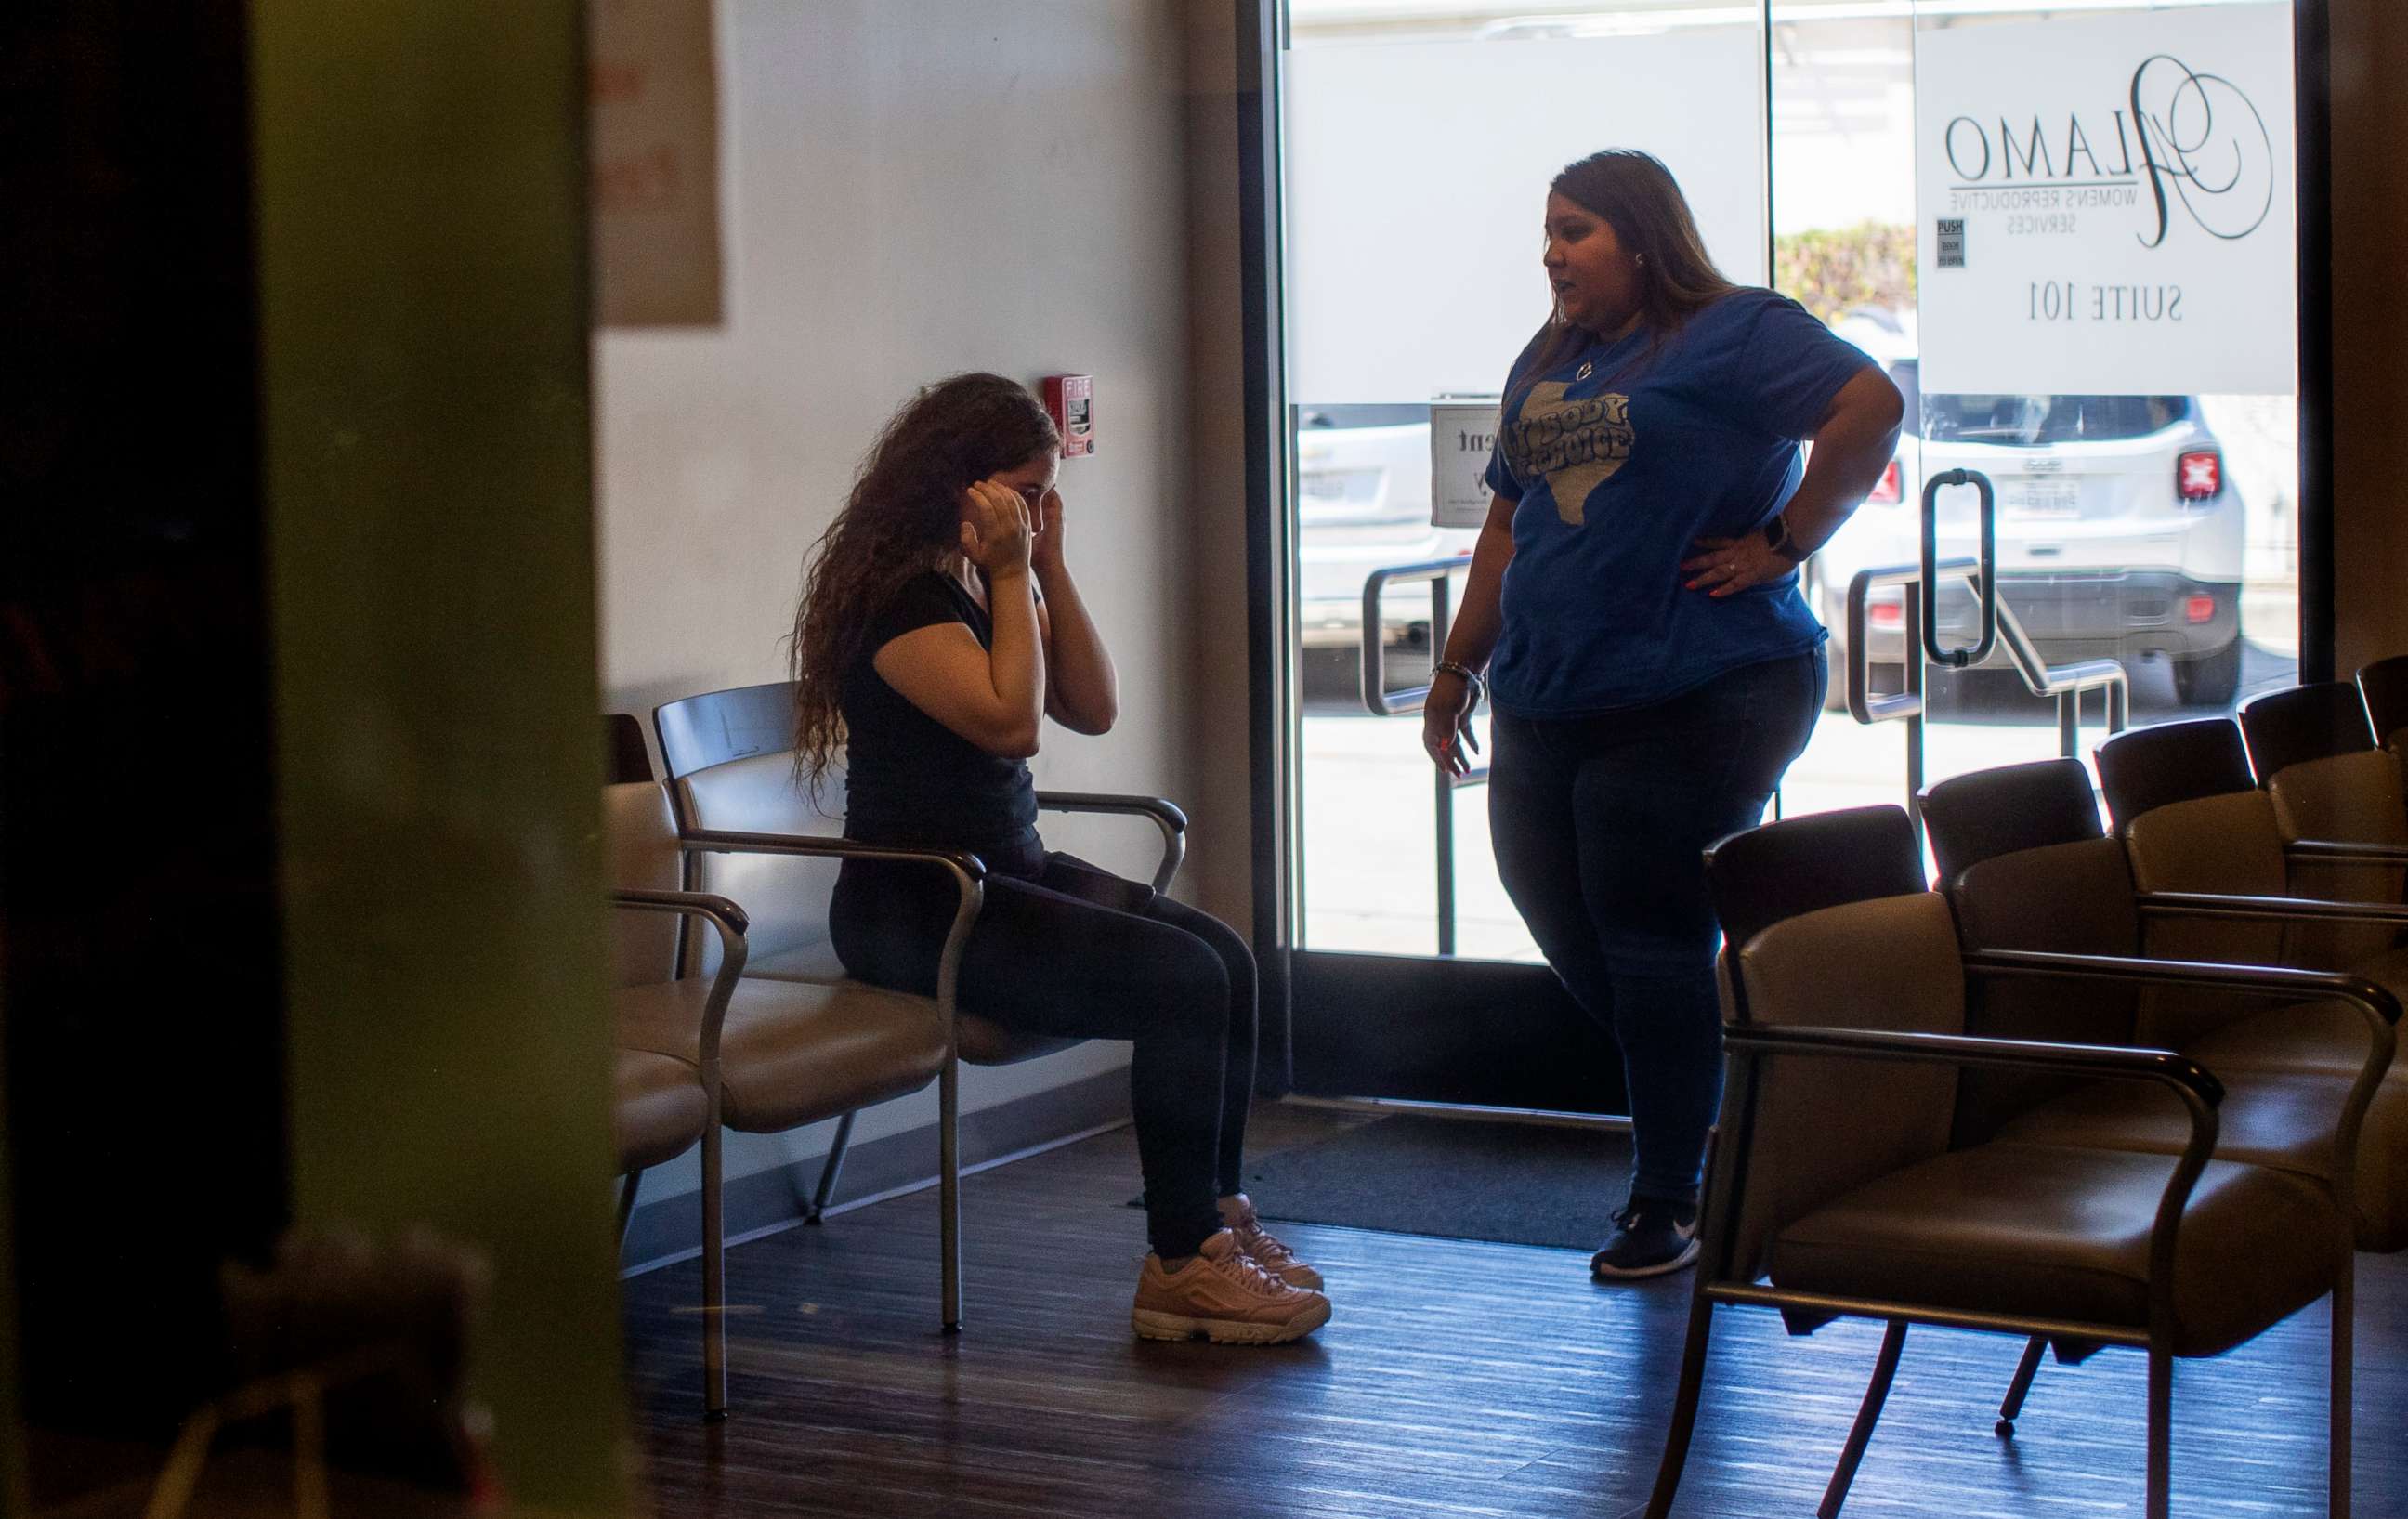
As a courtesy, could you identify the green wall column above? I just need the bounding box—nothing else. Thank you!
[252,3,630,1510]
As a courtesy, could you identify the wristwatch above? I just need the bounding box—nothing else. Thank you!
[1762,512,1812,565]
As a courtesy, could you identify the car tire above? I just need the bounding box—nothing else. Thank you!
[2172,637,2243,708]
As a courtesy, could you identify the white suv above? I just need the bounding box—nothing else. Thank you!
[1295,404,1480,648]
[1813,317,2245,707]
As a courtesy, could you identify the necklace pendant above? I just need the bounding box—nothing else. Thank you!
[1575,360,1594,382]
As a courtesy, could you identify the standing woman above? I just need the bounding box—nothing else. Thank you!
[792,373,1328,1344]
[1422,151,1904,1279]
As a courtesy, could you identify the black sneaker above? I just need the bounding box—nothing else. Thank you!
[1590,1197,1700,1280]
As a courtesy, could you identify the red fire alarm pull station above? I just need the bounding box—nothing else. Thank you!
[1042,374,1094,456]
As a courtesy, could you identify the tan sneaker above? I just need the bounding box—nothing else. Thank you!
[1132,1229,1331,1345]
[1218,1194,1324,1290]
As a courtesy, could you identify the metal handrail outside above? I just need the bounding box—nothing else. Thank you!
[1354,554,1479,952]
[1358,556,1473,717]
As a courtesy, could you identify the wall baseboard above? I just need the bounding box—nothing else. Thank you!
[619,1067,1132,1276]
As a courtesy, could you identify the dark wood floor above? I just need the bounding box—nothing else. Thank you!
[622,1103,2408,1517]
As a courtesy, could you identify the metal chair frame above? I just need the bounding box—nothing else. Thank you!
[1643,943,2392,1519]
[607,884,751,1418]
[651,681,1185,1223]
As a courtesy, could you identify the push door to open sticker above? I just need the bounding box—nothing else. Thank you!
[1431,400,1502,530]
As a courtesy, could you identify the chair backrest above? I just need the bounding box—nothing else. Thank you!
[2121,788,2293,1045]
[654,682,839,970]
[2095,718,2254,834]
[2358,654,2408,751]
[2265,748,2408,969]
[1704,805,1928,954]
[1943,835,2142,1143]
[1723,891,1967,1282]
[602,779,683,988]
[2240,681,2375,785]
[1920,758,2102,883]
[655,680,795,780]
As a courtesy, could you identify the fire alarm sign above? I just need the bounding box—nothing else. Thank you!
[1042,374,1093,456]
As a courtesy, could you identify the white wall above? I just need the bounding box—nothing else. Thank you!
[595,1,1206,1202]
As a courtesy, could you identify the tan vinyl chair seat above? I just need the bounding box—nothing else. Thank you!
[613,1049,712,1173]
[744,941,1078,1067]
[1999,1065,2408,1248]
[616,976,948,1134]
[1771,1143,2336,1356]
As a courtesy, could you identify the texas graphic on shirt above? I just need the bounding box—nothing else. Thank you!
[1506,382,1634,526]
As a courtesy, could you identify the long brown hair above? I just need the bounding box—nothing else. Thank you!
[789,373,1059,799]
[1512,149,1740,403]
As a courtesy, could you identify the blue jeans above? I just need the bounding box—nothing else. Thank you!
[1487,648,1826,1201]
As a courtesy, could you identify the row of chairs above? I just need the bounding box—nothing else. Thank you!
[1646,665,2408,1519]
[599,659,2408,1442]
[598,683,1187,1417]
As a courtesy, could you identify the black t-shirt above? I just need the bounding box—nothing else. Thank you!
[840,571,1040,853]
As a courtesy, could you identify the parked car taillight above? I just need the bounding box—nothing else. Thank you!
[1868,459,1902,505]
[2176,450,2221,503]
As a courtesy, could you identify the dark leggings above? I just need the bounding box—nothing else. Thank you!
[1487,648,1826,1203]
[828,842,1254,1260]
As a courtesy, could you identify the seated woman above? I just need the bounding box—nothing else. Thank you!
[789,373,1328,1345]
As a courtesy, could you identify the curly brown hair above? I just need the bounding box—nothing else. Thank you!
[789,373,1060,800]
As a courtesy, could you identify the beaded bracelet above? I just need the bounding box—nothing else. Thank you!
[1433,660,1485,706]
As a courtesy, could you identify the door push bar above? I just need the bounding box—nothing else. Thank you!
[1921,468,1997,669]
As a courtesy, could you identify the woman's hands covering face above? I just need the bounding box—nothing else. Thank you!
[1028,487,1066,571]
[959,479,1034,573]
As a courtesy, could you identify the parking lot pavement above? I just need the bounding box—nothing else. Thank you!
[1296,640,2297,962]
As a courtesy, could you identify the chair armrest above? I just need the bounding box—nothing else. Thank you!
[1965,944,2399,1087]
[1034,792,1188,894]
[1726,1024,2222,1105]
[2140,890,2408,928]
[1964,946,2403,1028]
[2286,839,2408,867]
[679,828,986,888]
[1722,1023,2221,1292]
[677,829,985,1036]
[612,885,750,939]
[609,887,750,1071]
[1962,947,2395,1223]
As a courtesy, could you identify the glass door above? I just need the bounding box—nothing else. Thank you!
[1265,0,2309,1109]
[1277,0,1773,1109]
[1782,0,2302,827]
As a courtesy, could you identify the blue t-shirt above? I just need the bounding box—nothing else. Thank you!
[1481,287,1872,716]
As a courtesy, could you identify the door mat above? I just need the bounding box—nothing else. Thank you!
[1141,1114,1634,1251]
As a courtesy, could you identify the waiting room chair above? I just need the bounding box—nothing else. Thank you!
[1929,757,2404,1247]
[2099,719,2408,984]
[602,720,954,1416]
[601,715,711,1237]
[1644,805,2378,1519]
[651,679,1185,1222]
[1923,759,2399,1473]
